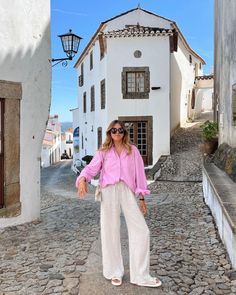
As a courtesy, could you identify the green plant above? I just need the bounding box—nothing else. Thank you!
[200,120,218,141]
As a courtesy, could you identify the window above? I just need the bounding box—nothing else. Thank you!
[189,55,192,64]
[232,83,236,124]
[99,34,105,60]
[199,63,202,70]
[82,133,84,149]
[79,63,84,87]
[90,51,93,70]
[91,85,95,112]
[101,79,106,109]
[83,92,86,113]
[97,127,102,149]
[122,67,150,99]
[127,72,145,93]
[194,63,198,77]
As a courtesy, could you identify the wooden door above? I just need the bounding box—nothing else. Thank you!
[0,99,4,208]
[124,121,148,166]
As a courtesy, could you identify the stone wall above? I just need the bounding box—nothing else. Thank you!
[213,143,236,183]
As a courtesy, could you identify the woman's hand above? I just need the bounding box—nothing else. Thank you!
[139,195,147,215]
[77,177,87,199]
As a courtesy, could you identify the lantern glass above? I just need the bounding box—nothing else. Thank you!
[59,30,82,58]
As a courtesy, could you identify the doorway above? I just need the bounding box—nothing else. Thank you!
[119,116,153,166]
[0,98,4,208]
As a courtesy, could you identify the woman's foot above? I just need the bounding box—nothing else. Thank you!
[111,277,122,286]
[133,277,162,288]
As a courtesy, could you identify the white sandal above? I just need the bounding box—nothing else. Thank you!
[111,277,122,286]
[134,277,162,288]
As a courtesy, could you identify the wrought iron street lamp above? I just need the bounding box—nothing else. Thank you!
[51,29,82,67]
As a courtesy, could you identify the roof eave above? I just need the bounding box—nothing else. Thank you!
[74,23,106,68]
[74,8,206,68]
[171,22,206,65]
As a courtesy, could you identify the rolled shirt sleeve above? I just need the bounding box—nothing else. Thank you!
[75,151,103,187]
[133,146,150,196]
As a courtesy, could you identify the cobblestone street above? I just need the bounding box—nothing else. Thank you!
[1,119,236,294]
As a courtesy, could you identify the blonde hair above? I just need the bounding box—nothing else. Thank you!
[99,120,132,154]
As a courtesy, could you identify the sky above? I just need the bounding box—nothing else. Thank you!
[51,0,214,122]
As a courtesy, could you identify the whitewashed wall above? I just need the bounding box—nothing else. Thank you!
[61,131,73,157]
[0,0,51,227]
[171,39,203,128]
[41,146,51,168]
[215,0,236,147]
[77,10,172,163]
[105,9,172,31]
[77,42,107,158]
[72,108,80,131]
[75,8,204,165]
[194,88,213,119]
[202,89,213,111]
[203,169,236,268]
[106,36,170,162]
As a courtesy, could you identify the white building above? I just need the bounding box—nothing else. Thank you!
[73,7,205,166]
[193,75,214,120]
[61,128,74,159]
[0,1,51,227]
[41,115,62,168]
[203,0,236,268]
[71,108,80,161]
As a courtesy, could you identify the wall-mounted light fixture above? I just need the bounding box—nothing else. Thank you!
[51,29,82,67]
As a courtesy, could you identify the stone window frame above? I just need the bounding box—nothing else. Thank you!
[232,83,236,125]
[122,67,150,99]
[97,127,102,149]
[90,85,95,112]
[0,80,21,218]
[83,91,87,113]
[101,79,106,109]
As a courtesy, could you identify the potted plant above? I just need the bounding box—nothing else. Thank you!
[200,120,218,155]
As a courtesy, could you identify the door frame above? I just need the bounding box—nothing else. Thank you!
[118,116,153,166]
[0,98,4,208]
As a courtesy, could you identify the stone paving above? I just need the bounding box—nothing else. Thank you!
[0,117,236,294]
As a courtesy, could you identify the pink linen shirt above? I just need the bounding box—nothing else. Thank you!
[76,145,150,196]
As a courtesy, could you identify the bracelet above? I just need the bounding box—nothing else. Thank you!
[139,198,145,201]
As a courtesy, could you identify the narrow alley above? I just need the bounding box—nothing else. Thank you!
[0,118,236,295]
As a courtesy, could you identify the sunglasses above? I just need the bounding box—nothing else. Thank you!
[110,127,125,134]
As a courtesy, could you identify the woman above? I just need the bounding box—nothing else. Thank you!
[76,120,162,288]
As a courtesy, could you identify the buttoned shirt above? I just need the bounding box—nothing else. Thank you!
[76,145,150,196]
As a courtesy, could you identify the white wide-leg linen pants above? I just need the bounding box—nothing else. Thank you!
[100,181,154,284]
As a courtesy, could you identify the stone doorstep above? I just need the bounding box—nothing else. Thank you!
[146,155,168,180]
[203,163,236,234]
